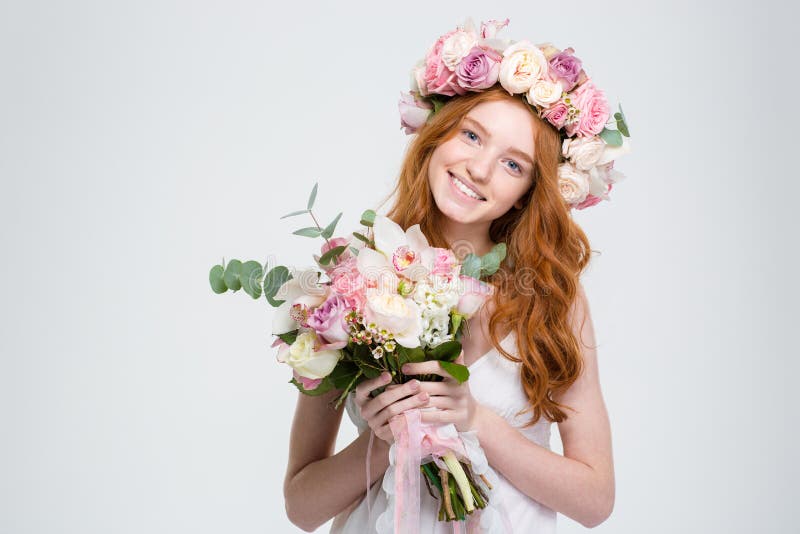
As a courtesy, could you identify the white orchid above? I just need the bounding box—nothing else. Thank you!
[271,268,329,335]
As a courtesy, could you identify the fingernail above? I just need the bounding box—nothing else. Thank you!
[382,372,390,382]
[409,380,419,390]
[401,365,409,373]
[419,393,429,402]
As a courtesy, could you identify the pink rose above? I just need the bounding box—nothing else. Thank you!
[456,46,502,91]
[330,256,366,308]
[541,100,568,129]
[457,275,494,318]
[547,47,583,92]
[398,91,433,134]
[305,295,353,350]
[565,81,610,137]
[430,248,458,279]
[423,31,466,96]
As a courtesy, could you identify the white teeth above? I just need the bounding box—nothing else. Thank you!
[449,173,484,200]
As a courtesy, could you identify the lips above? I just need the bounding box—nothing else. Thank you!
[448,171,486,201]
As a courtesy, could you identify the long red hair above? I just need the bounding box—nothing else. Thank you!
[379,86,593,425]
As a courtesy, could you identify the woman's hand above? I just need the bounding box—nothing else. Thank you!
[353,371,431,444]
[402,351,479,432]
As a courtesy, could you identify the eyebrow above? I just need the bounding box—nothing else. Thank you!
[462,117,534,166]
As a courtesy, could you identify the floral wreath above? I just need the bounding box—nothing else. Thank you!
[398,18,632,210]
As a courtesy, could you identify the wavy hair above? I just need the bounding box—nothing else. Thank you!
[378,85,593,425]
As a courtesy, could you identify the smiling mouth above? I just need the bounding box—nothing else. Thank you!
[448,172,486,201]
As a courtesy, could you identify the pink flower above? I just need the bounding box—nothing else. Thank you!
[456,275,494,318]
[423,31,466,96]
[480,18,509,39]
[398,91,433,134]
[547,48,583,92]
[565,81,610,137]
[305,295,353,350]
[541,100,568,129]
[329,256,366,308]
[456,46,502,91]
[430,248,458,279]
[293,370,322,391]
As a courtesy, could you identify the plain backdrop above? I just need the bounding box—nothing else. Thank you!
[1,1,797,533]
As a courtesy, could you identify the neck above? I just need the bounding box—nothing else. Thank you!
[441,218,496,258]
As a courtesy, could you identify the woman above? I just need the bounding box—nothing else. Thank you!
[284,21,620,533]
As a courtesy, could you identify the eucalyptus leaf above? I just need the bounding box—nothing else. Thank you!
[293,227,322,238]
[223,259,242,291]
[307,182,318,210]
[352,232,372,245]
[349,246,360,256]
[239,260,263,299]
[319,245,347,266]
[263,265,291,307]
[619,104,630,136]
[616,116,630,137]
[438,361,470,383]
[209,265,227,294]
[461,254,482,279]
[280,209,309,219]
[321,212,343,239]
[599,127,623,147]
[360,209,376,227]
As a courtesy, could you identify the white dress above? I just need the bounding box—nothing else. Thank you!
[330,331,557,533]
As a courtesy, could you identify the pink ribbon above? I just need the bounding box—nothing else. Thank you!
[387,408,469,533]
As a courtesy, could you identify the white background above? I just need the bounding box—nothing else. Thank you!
[1,1,796,533]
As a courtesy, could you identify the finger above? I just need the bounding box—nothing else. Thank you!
[416,381,454,397]
[361,379,423,420]
[423,395,456,410]
[420,408,451,425]
[373,391,431,427]
[401,361,449,378]
[355,372,391,404]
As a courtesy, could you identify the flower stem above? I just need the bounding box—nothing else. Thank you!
[442,451,475,513]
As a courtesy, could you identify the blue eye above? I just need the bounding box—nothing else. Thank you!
[506,160,520,172]
[462,129,479,142]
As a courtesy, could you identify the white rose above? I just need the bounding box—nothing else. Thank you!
[364,292,423,348]
[526,78,563,108]
[562,136,606,171]
[441,30,477,70]
[597,136,632,166]
[499,41,548,94]
[280,331,341,380]
[558,162,590,205]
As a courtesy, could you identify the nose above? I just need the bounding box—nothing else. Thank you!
[466,149,492,184]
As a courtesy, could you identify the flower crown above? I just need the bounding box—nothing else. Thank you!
[398,18,632,210]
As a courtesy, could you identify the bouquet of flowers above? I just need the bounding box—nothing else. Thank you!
[209,183,508,530]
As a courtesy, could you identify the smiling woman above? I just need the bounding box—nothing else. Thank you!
[283,18,620,534]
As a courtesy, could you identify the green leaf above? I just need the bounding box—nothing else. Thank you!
[461,253,482,279]
[360,209,376,227]
[599,127,623,147]
[349,246,360,256]
[290,376,334,396]
[239,260,263,299]
[280,209,309,219]
[438,361,470,383]
[307,182,318,210]
[223,259,242,291]
[617,104,630,137]
[293,226,322,238]
[329,362,361,390]
[321,212,343,239]
[318,245,347,266]
[352,232,372,245]
[277,330,298,345]
[263,265,291,307]
[430,340,462,362]
[450,313,463,335]
[209,265,227,294]
[430,96,447,113]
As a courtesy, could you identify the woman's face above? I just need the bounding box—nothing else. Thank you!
[427,99,536,228]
